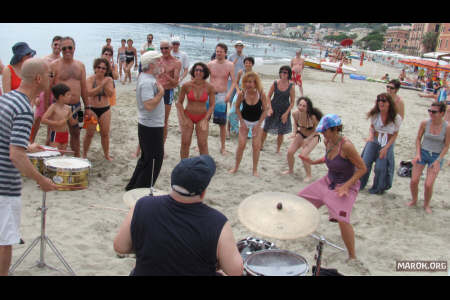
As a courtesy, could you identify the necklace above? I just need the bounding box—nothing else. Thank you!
[326,136,343,156]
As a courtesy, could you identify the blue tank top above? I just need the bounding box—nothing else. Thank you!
[437,87,447,103]
[130,195,227,276]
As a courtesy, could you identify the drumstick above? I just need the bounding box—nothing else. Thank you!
[38,146,74,154]
[88,204,128,213]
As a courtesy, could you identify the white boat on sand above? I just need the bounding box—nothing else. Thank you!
[320,61,357,74]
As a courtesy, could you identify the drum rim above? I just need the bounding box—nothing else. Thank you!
[43,156,91,170]
[244,249,309,276]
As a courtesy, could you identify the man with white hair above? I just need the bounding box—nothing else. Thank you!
[0,58,57,276]
[125,51,165,191]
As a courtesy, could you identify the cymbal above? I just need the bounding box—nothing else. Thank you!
[123,188,167,208]
[238,192,319,240]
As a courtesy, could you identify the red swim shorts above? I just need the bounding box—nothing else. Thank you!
[50,131,69,144]
[292,71,302,85]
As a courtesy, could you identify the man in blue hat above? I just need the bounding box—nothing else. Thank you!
[114,155,244,276]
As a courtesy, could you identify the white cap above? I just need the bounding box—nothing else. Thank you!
[141,51,162,67]
[235,40,244,46]
[171,36,181,44]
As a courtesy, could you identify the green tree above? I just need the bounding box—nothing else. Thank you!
[422,32,439,53]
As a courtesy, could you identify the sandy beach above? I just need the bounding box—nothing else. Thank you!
[12,59,449,276]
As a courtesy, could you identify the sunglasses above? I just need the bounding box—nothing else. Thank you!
[386,85,395,89]
[428,109,440,114]
[96,66,107,70]
[62,46,73,51]
[160,47,170,50]
[377,98,388,103]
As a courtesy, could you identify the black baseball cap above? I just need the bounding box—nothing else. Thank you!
[171,155,216,196]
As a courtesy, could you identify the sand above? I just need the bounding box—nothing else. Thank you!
[11,60,449,276]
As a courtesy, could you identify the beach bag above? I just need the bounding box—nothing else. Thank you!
[397,161,413,178]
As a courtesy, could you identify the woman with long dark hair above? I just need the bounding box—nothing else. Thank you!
[283,96,323,182]
[360,93,402,194]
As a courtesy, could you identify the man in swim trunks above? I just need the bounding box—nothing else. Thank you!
[291,49,304,96]
[158,40,181,148]
[208,43,236,155]
[50,36,91,157]
[30,36,62,144]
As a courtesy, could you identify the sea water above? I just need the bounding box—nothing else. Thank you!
[0,23,315,78]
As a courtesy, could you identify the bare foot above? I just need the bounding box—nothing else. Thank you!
[253,171,259,177]
[228,168,238,174]
[220,149,230,156]
[303,176,312,183]
[406,200,417,207]
[424,206,432,214]
[282,170,293,175]
[105,155,113,161]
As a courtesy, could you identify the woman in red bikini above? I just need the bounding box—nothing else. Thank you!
[176,62,215,159]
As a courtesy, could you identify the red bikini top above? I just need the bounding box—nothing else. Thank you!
[187,88,208,103]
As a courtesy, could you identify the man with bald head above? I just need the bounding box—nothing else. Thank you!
[50,36,90,157]
[0,58,58,276]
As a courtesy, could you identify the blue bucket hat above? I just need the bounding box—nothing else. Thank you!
[316,114,342,133]
[10,42,36,65]
[171,155,216,196]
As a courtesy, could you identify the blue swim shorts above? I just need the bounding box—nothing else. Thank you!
[163,89,174,105]
[213,92,227,125]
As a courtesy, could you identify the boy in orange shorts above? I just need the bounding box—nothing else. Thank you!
[41,83,78,151]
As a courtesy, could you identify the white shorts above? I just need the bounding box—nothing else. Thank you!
[0,195,21,245]
[240,119,263,133]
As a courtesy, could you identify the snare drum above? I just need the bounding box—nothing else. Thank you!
[26,146,61,175]
[44,157,91,191]
[244,249,309,276]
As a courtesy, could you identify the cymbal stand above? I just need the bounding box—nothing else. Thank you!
[310,233,344,276]
[149,159,155,196]
[9,191,76,276]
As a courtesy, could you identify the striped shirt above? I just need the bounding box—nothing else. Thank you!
[0,90,34,197]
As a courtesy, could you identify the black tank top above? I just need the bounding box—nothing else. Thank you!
[130,195,227,276]
[241,91,263,122]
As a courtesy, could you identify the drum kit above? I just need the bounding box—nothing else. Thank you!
[9,145,92,276]
[237,192,345,276]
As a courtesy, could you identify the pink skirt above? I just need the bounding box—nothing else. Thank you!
[298,175,360,224]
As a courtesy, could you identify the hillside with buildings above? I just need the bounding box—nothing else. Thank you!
[183,23,450,57]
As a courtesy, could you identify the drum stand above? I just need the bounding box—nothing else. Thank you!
[9,191,76,276]
[310,234,344,276]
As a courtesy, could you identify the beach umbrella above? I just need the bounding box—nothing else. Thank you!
[340,38,353,47]
[436,64,450,72]
[399,58,442,70]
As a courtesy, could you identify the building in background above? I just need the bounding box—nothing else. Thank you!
[437,23,450,53]
[383,26,411,54]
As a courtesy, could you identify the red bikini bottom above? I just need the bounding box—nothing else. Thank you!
[184,110,207,124]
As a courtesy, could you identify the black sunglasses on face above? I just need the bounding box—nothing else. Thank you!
[160,47,169,50]
[428,109,440,114]
[62,46,73,51]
